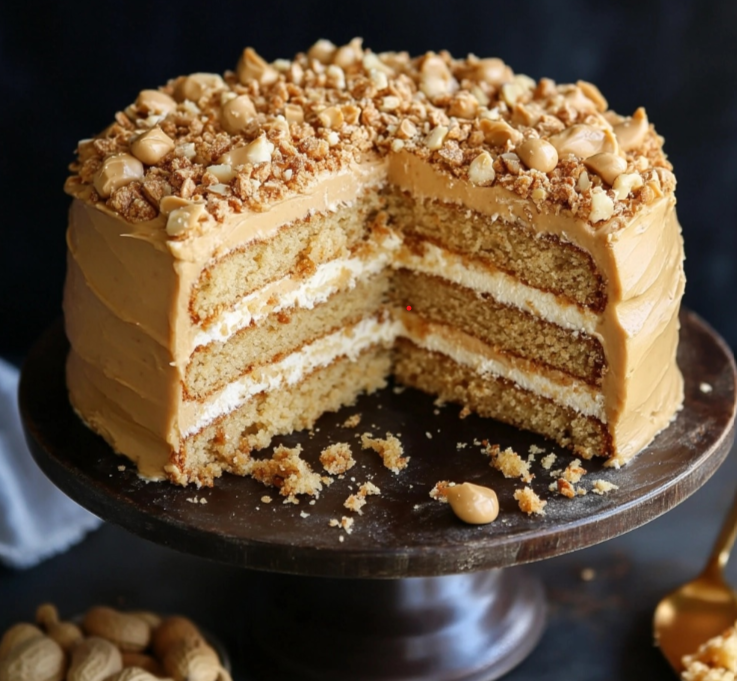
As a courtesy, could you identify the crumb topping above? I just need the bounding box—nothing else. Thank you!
[319,442,355,475]
[360,431,409,473]
[66,39,674,230]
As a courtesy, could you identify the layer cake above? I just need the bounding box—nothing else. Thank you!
[63,39,685,486]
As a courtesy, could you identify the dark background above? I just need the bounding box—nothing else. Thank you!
[1,0,736,361]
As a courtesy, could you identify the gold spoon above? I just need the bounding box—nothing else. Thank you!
[654,489,737,673]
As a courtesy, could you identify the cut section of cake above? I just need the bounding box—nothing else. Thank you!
[63,39,685,485]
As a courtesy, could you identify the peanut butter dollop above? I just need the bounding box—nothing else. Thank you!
[446,483,500,524]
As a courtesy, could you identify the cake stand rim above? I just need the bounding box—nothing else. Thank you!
[18,309,737,578]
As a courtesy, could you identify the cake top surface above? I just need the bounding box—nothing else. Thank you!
[65,38,675,235]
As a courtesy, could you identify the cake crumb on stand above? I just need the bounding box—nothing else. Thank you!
[320,442,355,475]
[360,432,409,473]
[514,487,547,516]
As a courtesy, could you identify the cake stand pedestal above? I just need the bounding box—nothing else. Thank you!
[19,311,737,681]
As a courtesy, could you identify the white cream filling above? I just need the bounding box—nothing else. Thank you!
[394,240,600,336]
[192,231,401,350]
[183,316,398,437]
[185,313,604,438]
[396,319,605,422]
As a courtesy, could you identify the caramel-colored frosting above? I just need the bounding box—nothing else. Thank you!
[63,40,685,481]
[446,483,500,524]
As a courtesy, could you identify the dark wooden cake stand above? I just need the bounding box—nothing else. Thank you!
[19,310,737,681]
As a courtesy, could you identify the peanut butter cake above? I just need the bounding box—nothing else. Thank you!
[63,38,685,486]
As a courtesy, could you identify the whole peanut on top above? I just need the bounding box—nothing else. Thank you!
[0,635,66,681]
[0,624,44,662]
[67,638,122,681]
[82,609,150,653]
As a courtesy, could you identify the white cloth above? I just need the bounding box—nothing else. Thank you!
[0,357,101,569]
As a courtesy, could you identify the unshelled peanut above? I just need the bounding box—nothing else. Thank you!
[0,635,66,681]
[103,667,160,681]
[151,619,202,660]
[119,654,161,677]
[162,640,219,681]
[83,609,150,653]
[68,637,122,681]
[0,625,44,662]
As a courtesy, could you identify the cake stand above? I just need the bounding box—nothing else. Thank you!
[19,310,737,681]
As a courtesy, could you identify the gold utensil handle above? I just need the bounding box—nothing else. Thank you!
[704,489,737,579]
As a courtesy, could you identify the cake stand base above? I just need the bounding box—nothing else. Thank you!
[245,569,545,681]
[19,310,737,680]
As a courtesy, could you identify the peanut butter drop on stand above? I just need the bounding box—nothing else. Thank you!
[446,483,500,525]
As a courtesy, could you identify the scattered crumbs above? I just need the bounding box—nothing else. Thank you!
[319,441,356,475]
[541,454,557,470]
[425,431,433,439]
[433,409,440,415]
[339,535,345,543]
[249,444,323,504]
[321,476,334,486]
[580,568,596,582]
[529,445,546,455]
[459,406,471,419]
[560,458,587,484]
[550,478,587,499]
[255,506,260,511]
[186,497,197,504]
[429,480,456,503]
[413,504,421,510]
[433,396,446,407]
[360,432,409,473]
[514,487,547,516]
[199,497,207,505]
[487,445,533,483]
[329,516,354,534]
[553,479,576,499]
[309,500,316,506]
[299,511,310,519]
[527,453,536,463]
[117,465,126,472]
[549,468,563,479]
[700,382,713,394]
[392,385,406,395]
[261,495,273,504]
[342,413,362,428]
[344,481,381,514]
[456,442,468,450]
[472,438,482,446]
[592,480,620,495]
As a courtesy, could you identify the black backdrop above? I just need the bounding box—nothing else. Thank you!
[2,0,736,361]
